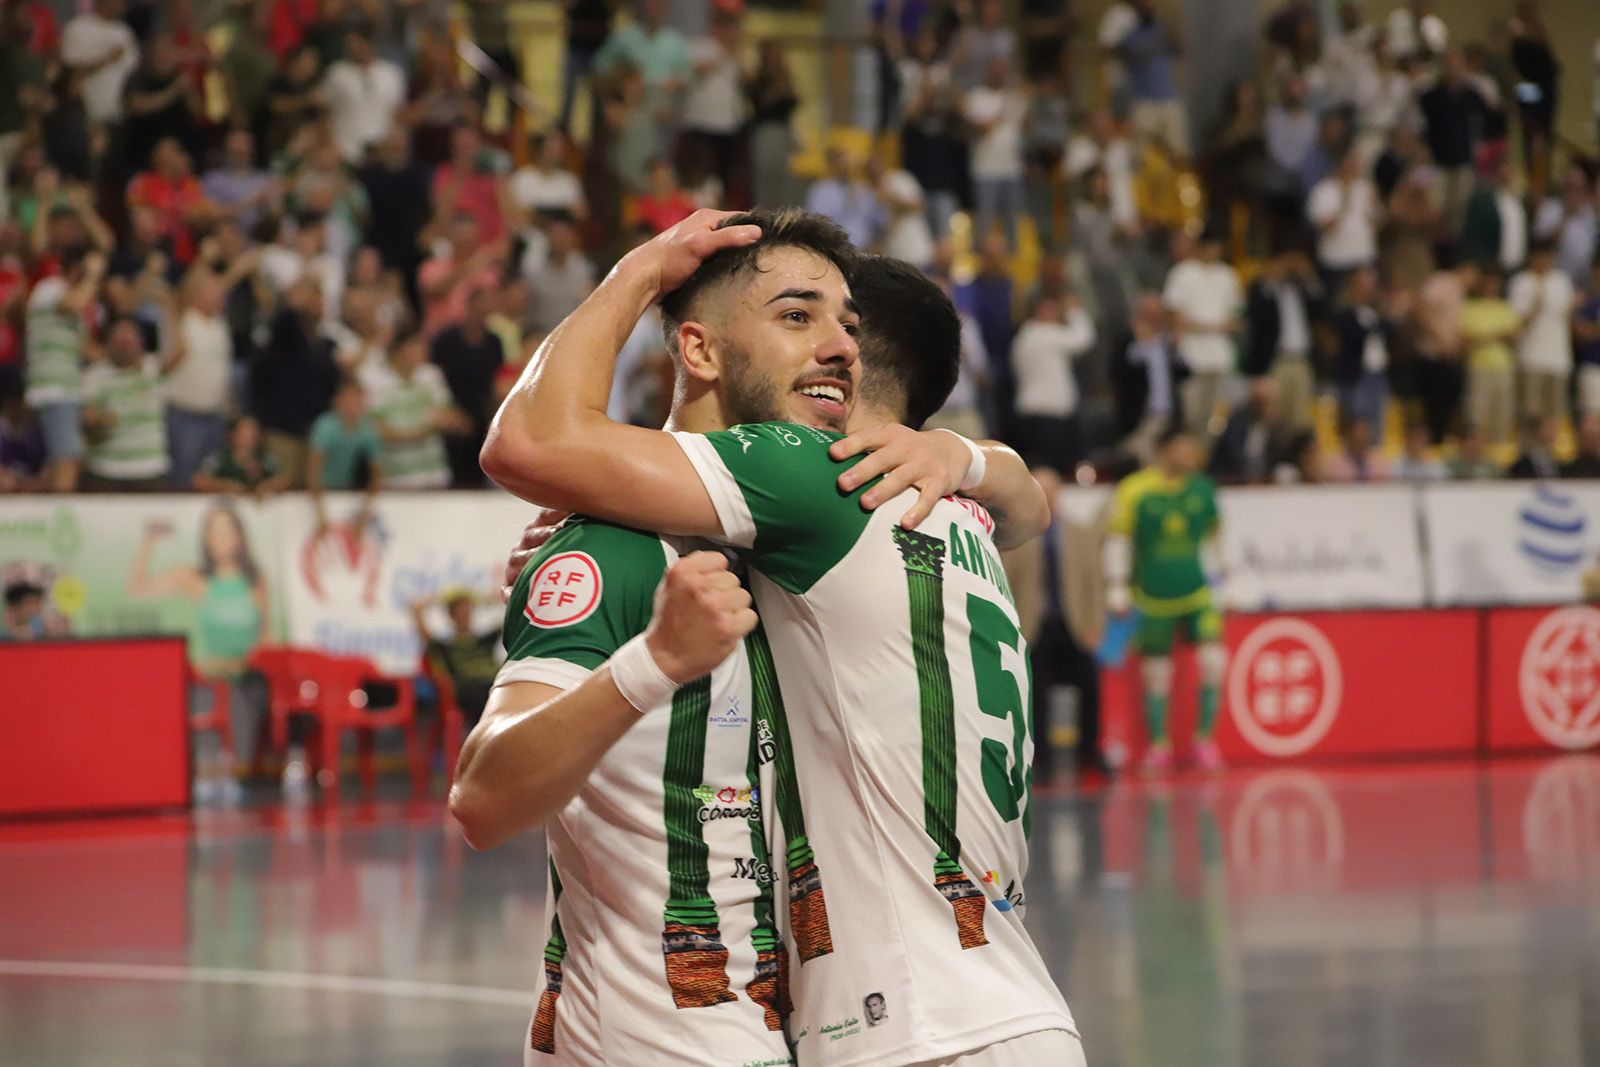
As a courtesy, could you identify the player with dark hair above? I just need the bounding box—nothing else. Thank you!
[467,209,1080,1066]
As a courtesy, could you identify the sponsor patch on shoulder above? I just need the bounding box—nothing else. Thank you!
[524,551,604,628]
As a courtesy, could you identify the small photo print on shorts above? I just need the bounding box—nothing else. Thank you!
[863,992,888,1027]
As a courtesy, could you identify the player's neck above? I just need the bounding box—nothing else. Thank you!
[663,385,727,435]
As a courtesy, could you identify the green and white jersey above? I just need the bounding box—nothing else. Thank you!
[673,423,1076,1067]
[24,277,85,406]
[82,358,169,480]
[360,362,452,489]
[499,516,793,1067]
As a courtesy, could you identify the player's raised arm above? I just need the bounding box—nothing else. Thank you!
[450,552,755,849]
[479,210,760,538]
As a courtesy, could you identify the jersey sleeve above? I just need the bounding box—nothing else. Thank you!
[671,421,874,594]
[1107,473,1143,537]
[496,518,668,691]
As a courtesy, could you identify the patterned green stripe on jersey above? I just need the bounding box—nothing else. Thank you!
[531,860,567,1054]
[744,702,789,1033]
[892,527,990,951]
[661,676,738,1010]
[746,625,834,963]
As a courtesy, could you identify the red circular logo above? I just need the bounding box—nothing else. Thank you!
[1227,619,1343,757]
[523,551,604,629]
[1520,607,1600,752]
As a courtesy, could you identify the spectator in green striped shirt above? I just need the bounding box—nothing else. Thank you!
[80,317,173,491]
[25,248,106,492]
[364,332,471,490]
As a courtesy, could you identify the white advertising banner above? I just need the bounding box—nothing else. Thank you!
[1421,482,1600,606]
[1218,486,1427,610]
[271,492,539,674]
[1059,484,1427,611]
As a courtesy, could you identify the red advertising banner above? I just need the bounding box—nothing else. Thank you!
[1102,611,1482,767]
[0,638,189,817]
[1484,606,1600,754]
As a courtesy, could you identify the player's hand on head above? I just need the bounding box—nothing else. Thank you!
[500,507,572,602]
[831,424,969,530]
[644,551,757,685]
[624,208,763,300]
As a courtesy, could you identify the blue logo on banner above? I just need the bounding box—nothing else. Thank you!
[1517,485,1587,574]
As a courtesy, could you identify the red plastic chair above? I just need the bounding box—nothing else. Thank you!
[185,662,235,759]
[249,647,325,768]
[307,653,428,800]
[420,657,467,790]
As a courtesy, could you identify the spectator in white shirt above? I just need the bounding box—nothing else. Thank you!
[963,56,1027,247]
[509,131,588,225]
[1354,44,1420,164]
[522,215,596,334]
[322,26,406,164]
[1385,0,1447,63]
[678,10,746,201]
[1011,291,1096,475]
[1162,230,1242,436]
[61,0,139,126]
[870,156,935,270]
[1064,109,1140,237]
[164,247,261,488]
[1097,0,1139,107]
[1307,148,1380,290]
[1509,240,1576,423]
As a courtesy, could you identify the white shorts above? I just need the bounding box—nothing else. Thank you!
[908,1029,1086,1067]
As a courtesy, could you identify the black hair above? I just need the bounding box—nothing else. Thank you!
[199,501,261,586]
[4,581,44,608]
[851,255,960,430]
[1528,237,1557,258]
[658,208,857,360]
[1157,424,1195,450]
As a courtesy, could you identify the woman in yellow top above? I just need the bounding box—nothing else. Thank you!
[1459,266,1522,447]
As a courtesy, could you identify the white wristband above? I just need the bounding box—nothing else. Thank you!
[608,633,679,714]
[935,429,987,491]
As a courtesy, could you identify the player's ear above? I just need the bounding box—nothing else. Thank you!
[677,321,720,385]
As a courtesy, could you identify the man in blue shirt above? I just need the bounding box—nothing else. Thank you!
[1117,0,1187,159]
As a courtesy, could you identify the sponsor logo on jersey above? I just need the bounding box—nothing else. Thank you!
[523,551,603,629]
[708,694,749,728]
[755,718,777,765]
[732,856,774,884]
[1519,606,1600,750]
[981,870,1026,912]
[693,783,760,823]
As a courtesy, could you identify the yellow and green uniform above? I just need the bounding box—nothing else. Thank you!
[1110,467,1223,744]
[1110,467,1221,656]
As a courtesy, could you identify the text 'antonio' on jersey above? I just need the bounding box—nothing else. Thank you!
[672,423,1078,1067]
[498,516,794,1067]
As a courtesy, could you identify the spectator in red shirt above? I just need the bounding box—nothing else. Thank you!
[634,156,696,234]
[126,137,210,265]
[430,125,511,244]
[417,212,507,338]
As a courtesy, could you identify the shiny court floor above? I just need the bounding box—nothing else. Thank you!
[2,757,1598,1067]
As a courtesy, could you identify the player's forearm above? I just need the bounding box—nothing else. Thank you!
[449,672,644,849]
[480,259,653,500]
[968,441,1050,550]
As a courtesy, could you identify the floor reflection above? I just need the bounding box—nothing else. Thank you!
[0,759,1597,1066]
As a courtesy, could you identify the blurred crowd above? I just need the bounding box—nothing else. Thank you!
[0,0,1599,502]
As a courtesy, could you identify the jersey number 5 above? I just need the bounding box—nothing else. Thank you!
[968,595,1031,829]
